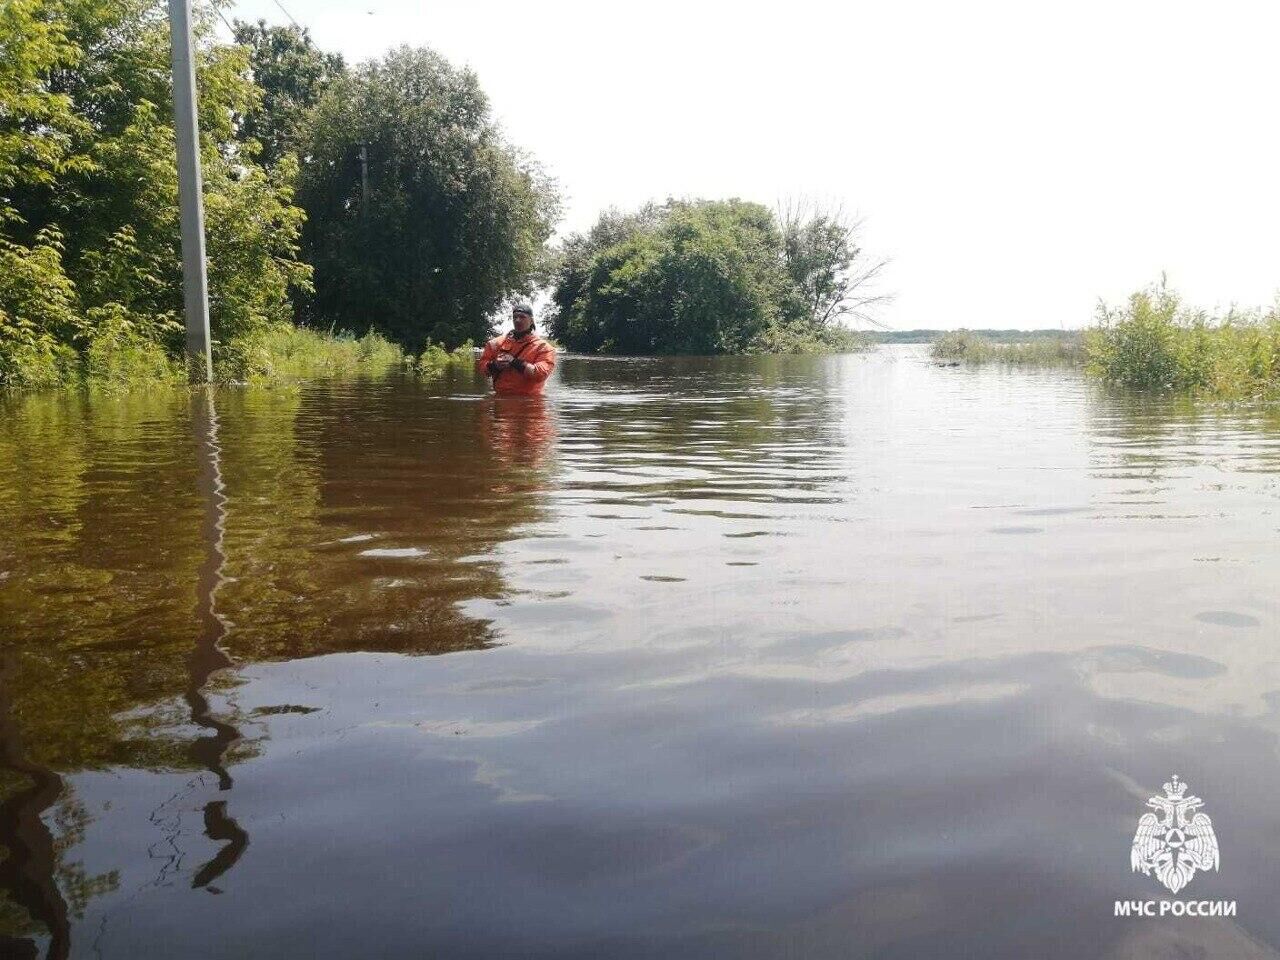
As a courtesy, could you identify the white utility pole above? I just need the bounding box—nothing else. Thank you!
[168,0,213,382]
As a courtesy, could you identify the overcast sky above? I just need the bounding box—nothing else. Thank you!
[222,0,1280,331]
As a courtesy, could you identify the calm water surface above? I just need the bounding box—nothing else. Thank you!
[2,347,1280,959]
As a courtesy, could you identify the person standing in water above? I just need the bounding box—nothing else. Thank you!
[477,301,557,395]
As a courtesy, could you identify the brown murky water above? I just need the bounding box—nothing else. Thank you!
[2,348,1280,959]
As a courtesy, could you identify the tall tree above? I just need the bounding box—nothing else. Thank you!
[549,199,876,355]
[297,45,560,350]
[231,20,344,169]
[776,198,889,328]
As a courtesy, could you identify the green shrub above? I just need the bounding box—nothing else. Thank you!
[549,199,880,355]
[414,341,475,377]
[81,317,185,387]
[216,324,403,381]
[1087,283,1280,397]
[932,330,1084,365]
[0,232,81,388]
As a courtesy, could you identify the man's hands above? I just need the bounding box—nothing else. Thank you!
[491,351,527,375]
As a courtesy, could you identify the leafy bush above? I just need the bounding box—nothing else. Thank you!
[80,307,185,386]
[549,199,879,355]
[415,341,475,377]
[932,330,1085,365]
[1086,283,1280,397]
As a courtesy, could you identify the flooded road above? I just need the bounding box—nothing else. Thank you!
[2,347,1280,959]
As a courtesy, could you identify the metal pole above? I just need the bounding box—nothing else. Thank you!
[359,143,370,215]
[168,0,213,383]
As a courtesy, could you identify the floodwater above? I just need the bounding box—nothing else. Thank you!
[2,347,1280,959]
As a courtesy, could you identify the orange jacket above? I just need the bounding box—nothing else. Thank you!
[477,331,556,395]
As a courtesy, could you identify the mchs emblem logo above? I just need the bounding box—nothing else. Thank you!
[1130,774,1220,894]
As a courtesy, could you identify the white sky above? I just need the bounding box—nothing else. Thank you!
[223,0,1280,330]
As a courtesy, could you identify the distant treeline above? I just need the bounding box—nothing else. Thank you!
[867,329,1077,344]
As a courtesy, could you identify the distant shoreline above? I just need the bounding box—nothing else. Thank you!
[864,329,1080,344]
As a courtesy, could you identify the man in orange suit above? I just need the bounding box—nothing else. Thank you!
[477,301,556,396]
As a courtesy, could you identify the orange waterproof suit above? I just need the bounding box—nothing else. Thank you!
[477,331,556,396]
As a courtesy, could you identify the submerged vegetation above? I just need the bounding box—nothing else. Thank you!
[219,325,403,381]
[931,284,1280,401]
[1086,284,1280,398]
[931,330,1085,366]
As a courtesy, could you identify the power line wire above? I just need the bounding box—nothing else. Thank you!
[271,0,301,29]
[215,7,237,35]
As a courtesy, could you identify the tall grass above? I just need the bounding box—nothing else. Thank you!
[1086,285,1280,398]
[1,321,486,393]
[216,324,405,382]
[931,330,1085,366]
[82,328,187,387]
[414,341,476,376]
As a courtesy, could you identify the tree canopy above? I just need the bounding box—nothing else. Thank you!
[0,0,309,386]
[232,19,344,169]
[297,46,561,350]
[548,199,881,355]
[0,4,561,385]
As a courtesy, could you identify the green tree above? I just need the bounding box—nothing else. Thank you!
[0,0,309,386]
[231,19,344,168]
[0,0,90,385]
[549,198,872,355]
[777,198,889,329]
[297,45,560,350]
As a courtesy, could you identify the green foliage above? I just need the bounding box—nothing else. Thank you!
[0,0,92,207]
[1086,283,1280,397]
[549,199,875,355]
[80,305,186,386]
[0,229,80,387]
[231,19,344,168]
[0,0,309,389]
[931,330,1086,365]
[297,45,560,351]
[414,341,475,377]
[216,323,404,381]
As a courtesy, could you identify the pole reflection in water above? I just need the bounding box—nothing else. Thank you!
[187,388,247,892]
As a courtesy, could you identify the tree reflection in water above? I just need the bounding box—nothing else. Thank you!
[0,379,563,954]
[0,654,71,960]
